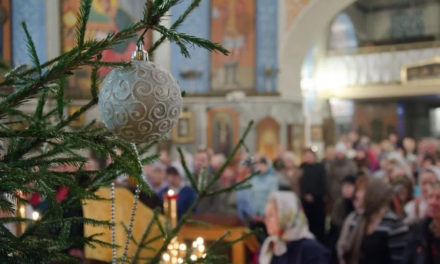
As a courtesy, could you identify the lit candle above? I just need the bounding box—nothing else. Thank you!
[163,189,178,228]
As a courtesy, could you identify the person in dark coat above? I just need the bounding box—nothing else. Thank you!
[299,148,327,243]
[259,191,330,264]
[327,175,356,264]
[404,182,440,264]
[158,166,197,219]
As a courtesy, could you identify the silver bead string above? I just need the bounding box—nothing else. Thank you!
[120,184,141,263]
[111,182,117,264]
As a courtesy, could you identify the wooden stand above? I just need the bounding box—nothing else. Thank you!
[179,222,259,264]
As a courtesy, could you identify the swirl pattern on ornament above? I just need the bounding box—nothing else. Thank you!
[151,66,169,84]
[154,85,170,101]
[133,80,154,98]
[113,80,131,101]
[157,119,173,133]
[128,102,148,121]
[138,120,153,133]
[98,61,182,143]
[149,102,168,120]
[168,106,180,119]
[144,133,162,143]
[120,126,136,140]
[115,106,129,126]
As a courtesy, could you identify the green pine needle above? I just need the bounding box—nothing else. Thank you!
[75,0,93,48]
[21,22,42,76]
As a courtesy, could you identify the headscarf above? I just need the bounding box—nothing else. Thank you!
[340,178,393,264]
[259,191,314,264]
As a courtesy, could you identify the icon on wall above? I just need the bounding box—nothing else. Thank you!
[207,108,239,156]
[257,117,280,160]
[172,111,195,144]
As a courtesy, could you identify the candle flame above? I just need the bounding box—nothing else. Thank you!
[32,211,40,220]
[167,189,175,196]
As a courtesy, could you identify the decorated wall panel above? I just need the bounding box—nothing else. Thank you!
[211,0,255,93]
[170,0,211,94]
[256,0,278,93]
[61,0,148,99]
[12,0,46,67]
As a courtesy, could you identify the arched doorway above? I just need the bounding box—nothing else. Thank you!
[279,0,357,100]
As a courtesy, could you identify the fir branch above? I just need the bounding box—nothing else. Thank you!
[206,171,258,197]
[90,60,99,100]
[140,154,159,165]
[121,221,139,246]
[138,1,154,44]
[137,140,159,156]
[153,25,228,58]
[151,0,180,18]
[21,22,42,76]
[86,61,131,68]
[177,147,198,192]
[56,77,65,120]
[149,0,201,54]
[206,121,254,190]
[75,0,93,48]
[208,230,259,255]
[205,231,230,252]
[34,88,48,120]
[131,209,160,264]
[185,218,210,227]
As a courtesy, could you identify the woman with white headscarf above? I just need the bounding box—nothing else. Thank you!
[404,167,440,226]
[259,191,330,264]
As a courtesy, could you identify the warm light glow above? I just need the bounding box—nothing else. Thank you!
[202,253,206,258]
[177,258,183,264]
[196,237,204,245]
[190,255,197,261]
[192,241,198,248]
[167,189,175,196]
[179,243,187,251]
[19,206,25,215]
[198,245,205,253]
[32,211,40,220]
[162,253,170,262]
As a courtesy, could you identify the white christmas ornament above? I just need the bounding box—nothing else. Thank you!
[98,47,182,143]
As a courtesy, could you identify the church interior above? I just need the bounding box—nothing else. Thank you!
[2,0,440,263]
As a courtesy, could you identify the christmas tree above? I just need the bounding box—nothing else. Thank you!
[0,0,256,263]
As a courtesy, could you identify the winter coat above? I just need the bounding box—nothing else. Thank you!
[403,218,437,264]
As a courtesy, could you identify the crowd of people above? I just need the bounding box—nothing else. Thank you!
[18,131,440,264]
[133,132,440,264]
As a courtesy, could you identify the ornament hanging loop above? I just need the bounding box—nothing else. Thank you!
[132,43,149,61]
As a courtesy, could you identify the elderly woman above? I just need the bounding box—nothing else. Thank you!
[405,167,440,226]
[337,178,409,264]
[259,191,329,264]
